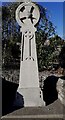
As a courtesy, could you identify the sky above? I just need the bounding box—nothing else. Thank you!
[0,0,64,2]
[38,2,63,39]
[0,1,63,39]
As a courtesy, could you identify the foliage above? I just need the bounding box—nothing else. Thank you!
[2,2,65,70]
[36,34,65,71]
[59,45,65,68]
[2,2,21,67]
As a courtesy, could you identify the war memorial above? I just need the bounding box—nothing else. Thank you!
[1,0,65,119]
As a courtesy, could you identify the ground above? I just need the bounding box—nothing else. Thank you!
[1,99,65,120]
[2,69,65,120]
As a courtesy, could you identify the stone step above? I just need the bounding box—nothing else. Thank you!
[1,118,64,120]
[1,114,64,120]
[2,99,64,120]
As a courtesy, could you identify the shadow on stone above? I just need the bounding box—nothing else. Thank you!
[2,77,24,116]
[42,75,58,106]
[13,92,24,108]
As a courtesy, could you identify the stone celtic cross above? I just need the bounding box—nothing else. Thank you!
[16,1,45,106]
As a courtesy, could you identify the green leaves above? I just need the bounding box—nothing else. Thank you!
[36,33,65,71]
[2,2,64,70]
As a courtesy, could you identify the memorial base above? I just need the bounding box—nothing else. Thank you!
[17,87,45,107]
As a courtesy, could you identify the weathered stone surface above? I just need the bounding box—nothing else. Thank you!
[1,99,64,120]
[57,78,65,105]
[15,2,45,107]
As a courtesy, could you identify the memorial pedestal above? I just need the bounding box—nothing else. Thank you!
[18,88,42,106]
[17,59,45,106]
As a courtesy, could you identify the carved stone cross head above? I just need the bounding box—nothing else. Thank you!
[16,2,40,27]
